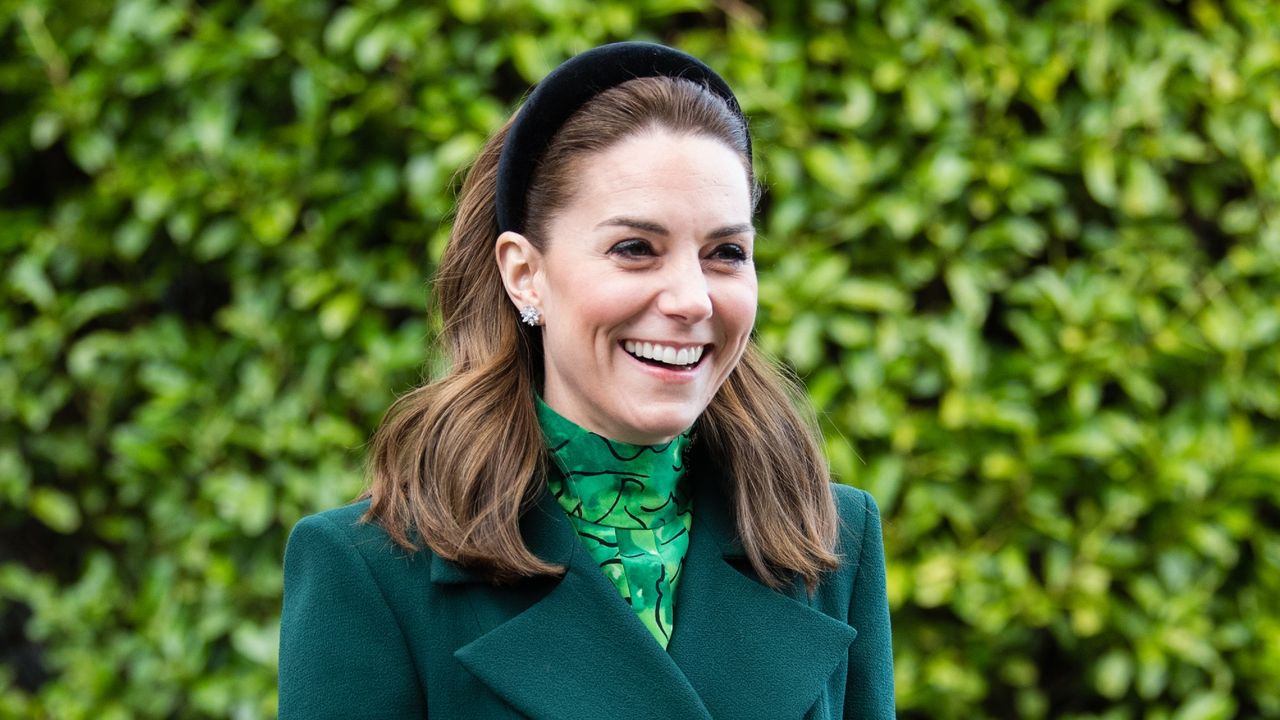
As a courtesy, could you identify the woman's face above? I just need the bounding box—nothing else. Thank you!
[512,131,757,444]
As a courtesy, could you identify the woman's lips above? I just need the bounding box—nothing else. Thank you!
[620,339,710,367]
[618,340,711,377]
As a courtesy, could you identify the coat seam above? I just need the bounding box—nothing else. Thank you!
[846,490,874,627]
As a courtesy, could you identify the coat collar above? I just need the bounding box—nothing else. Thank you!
[442,462,857,720]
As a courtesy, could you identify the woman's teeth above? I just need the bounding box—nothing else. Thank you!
[623,341,705,367]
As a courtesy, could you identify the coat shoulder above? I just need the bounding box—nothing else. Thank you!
[291,497,374,535]
[827,484,894,717]
[285,498,434,588]
[831,481,875,515]
[289,498,382,553]
[830,482,879,560]
[817,483,887,608]
[279,500,432,717]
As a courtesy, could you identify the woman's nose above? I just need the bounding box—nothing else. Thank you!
[656,254,713,323]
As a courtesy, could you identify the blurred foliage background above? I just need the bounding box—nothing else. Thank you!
[2,0,1278,717]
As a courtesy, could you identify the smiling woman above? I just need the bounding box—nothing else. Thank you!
[496,131,758,444]
[278,42,894,719]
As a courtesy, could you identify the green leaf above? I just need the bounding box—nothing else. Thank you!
[1094,649,1133,699]
[232,621,279,665]
[9,256,56,308]
[1083,145,1118,206]
[324,7,370,52]
[319,291,362,339]
[30,111,64,149]
[447,0,486,22]
[785,312,824,372]
[31,487,82,533]
[1172,692,1237,720]
[924,151,971,202]
[510,34,559,83]
[944,264,987,321]
[1120,160,1169,217]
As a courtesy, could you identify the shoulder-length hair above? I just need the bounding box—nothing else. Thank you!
[365,76,838,591]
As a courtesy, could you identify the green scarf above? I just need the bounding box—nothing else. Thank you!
[535,396,693,649]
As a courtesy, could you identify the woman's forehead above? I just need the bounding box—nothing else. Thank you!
[556,133,753,227]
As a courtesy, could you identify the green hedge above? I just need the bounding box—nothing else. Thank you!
[2,0,1278,718]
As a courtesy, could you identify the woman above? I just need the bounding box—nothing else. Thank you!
[279,42,894,719]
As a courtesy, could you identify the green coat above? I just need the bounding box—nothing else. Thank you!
[278,471,894,719]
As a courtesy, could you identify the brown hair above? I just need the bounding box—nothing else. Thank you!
[365,77,838,590]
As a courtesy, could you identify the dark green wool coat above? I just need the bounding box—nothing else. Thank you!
[278,469,894,719]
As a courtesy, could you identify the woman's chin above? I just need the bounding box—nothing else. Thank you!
[612,404,702,445]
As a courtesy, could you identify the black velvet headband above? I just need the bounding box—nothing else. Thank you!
[495,41,750,234]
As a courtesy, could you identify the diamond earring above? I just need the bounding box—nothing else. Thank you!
[519,306,541,326]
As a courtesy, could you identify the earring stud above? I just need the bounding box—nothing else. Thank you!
[519,306,541,326]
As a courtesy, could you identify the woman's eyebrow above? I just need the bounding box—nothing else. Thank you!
[596,216,669,235]
[707,223,754,239]
[596,216,754,239]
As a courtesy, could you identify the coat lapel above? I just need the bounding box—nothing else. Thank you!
[667,471,858,720]
[450,490,712,720]
[445,463,856,720]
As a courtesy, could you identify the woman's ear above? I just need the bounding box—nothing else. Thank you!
[494,231,543,312]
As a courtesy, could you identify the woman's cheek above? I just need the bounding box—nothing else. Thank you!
[720,279,758,332]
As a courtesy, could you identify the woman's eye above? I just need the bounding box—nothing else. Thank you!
[710,243,749,263]
[608,239,654,258]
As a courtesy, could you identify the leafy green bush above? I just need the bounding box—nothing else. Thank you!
[2,0,1277,718]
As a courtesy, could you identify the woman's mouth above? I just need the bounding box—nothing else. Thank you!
[621,340,710,370]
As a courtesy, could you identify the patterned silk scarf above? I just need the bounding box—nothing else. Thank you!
[535,396,693,649]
